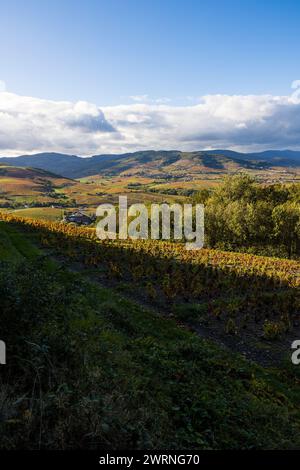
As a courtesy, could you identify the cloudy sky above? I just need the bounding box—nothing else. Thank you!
[1,0,300,156]
[1,84,300,156]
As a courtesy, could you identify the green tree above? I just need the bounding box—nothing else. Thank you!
[272,203,300,258]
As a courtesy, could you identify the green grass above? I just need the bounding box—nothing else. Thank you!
[0,221,300,449]
[0,225,23,262]
[0,221,41,261]
[11,207,64,221]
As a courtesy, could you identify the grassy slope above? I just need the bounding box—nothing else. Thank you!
[11,207,65,221]
[0,222,300,449]
[0,221,41,261]
[1,214,299,361]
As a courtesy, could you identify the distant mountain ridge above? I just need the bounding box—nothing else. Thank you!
[212,149,300,165]
[0,149,299,179]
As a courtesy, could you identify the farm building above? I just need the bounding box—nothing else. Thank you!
[63,210,95,226]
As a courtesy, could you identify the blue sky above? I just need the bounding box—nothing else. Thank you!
[1,0,300,104]
[1,0,300,155]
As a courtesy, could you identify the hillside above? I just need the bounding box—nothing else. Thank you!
[0,149,300,180]
[0,213,300,449]
[0,165,74,207]
[0,164,185,212]
[212,149,300,166]
[0,164,117,209]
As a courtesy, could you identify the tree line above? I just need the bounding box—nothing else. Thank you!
[194,175,300,259]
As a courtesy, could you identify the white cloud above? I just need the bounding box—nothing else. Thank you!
[291,80,300,89]
[129,95,171,104]
[0,80,6,93]
[129,94,149,102]
[1,86,300,156]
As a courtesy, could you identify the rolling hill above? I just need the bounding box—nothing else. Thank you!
[0,165,73,204]
[0,164,103,208]
[212,149,300,166]
[0,149,299,179]
[0,164,185,212]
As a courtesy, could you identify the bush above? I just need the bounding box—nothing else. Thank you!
[263,320,286,340]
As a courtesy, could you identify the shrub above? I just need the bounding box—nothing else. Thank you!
[263,320,286,340]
